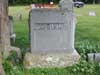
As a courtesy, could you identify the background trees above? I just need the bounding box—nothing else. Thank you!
[8,0,100,5]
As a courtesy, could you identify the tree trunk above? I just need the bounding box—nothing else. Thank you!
[0,0,9,75]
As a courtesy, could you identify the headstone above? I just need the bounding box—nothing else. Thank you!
[16,12,22,21]
[8,16,16,42]
[9,16,14,35]
[89,11,96,16]
[59,0,73,10]
[88,53,100,62]
[24,0,80,68]
[88,53,94,62]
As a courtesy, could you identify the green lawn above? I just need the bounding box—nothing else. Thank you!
[75,5,100,42]
[6,5,100,75]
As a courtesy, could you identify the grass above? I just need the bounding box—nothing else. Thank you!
[75,5,100,41]
[7,5,100,75]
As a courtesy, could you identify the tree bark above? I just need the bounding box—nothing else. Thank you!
[0,0,9,75]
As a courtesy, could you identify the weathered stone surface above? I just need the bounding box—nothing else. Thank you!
[59,0,73,10]
[88,53,100,62]
[26,0,80,68]
[95,53,100,62]
[30,8,75,54]
[24,52,80,68]
[9,16,14,35]
[4,46,21,58]
[88,53,94,62]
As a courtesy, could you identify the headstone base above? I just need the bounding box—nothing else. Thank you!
[23,50,80,68]
[4,46,20,58]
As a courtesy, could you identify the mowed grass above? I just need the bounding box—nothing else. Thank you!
[75,5,100,42]
[7,5,100,75]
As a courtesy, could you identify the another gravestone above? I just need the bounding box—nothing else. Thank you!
[89,11,96,16]
[16,12,22,21]
[88,53,100,62]
[9,16,16,42]
[24,0,80,68]
[9,16,14,35]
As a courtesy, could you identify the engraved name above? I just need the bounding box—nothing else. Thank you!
[33,23,66,30]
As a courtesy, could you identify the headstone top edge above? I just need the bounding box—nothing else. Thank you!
[29,8,73,14]
[59,0,73,10]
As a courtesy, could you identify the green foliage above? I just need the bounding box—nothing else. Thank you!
[71,60,100,75]
[3,59,13,74]
[3,59,100,75]
[7,51,21,65]
[75,40,100,57]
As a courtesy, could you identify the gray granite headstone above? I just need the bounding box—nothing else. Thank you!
[30,9,75,54]
[25,0,80,68]
[9,16,14,35]
[88,53,100,62]
[9,16,16,42]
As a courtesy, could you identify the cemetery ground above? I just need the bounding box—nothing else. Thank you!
[3,5,100,75]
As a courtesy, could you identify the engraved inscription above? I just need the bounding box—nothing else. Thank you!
[33,23,66,30]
